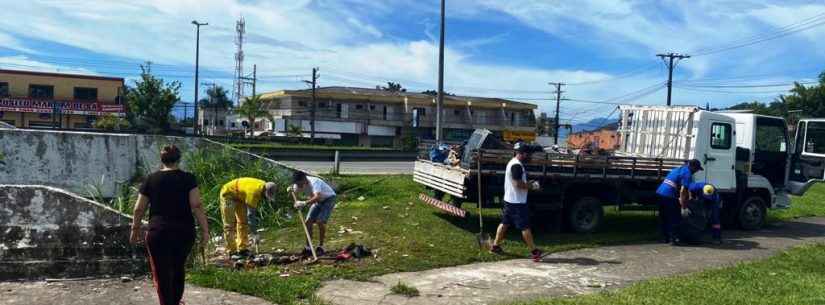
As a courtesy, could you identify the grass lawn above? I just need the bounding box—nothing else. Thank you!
[510,243,825,305]
[187,176,825,305]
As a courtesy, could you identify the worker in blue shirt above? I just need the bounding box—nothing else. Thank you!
[655,159,703,244]
[689,181,722,245]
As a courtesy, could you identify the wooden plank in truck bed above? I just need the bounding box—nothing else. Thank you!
[413,160,468,198]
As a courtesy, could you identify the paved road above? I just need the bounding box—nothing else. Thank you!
[319,217,825,305]
[280,161,413,175]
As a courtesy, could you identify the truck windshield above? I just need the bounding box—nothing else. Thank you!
[805,121,825,155]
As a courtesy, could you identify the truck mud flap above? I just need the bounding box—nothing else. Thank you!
[419,193,467,218]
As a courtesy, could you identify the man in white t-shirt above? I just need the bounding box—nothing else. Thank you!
[290,171,337,255]
[490,143,543,262]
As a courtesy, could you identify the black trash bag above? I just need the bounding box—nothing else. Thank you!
[676,199,708,245]
[344,243,372,258]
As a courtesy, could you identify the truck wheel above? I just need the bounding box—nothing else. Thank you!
[738,195,766,230]
[566,197,604,233]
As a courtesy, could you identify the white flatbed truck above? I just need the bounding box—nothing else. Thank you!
[415,106,825,232]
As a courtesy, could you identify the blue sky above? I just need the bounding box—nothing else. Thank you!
[1,0,824,125]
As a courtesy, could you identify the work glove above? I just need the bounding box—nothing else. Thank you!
[530,180,541,191]
[294,200,307,209]
[250,233,261,244]
[681,208,692,217]
[286,184,296,193]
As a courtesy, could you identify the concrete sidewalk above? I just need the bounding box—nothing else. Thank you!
[0,277,272,305]
[319,217,825,305]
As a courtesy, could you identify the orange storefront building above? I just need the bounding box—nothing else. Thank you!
[0,69,125,129]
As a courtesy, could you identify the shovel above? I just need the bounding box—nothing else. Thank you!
[291,191,318,263]
[476,151,492,250]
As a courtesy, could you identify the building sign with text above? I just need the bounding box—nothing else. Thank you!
[0,97,125,117]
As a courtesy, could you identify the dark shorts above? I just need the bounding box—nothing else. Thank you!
[501,202,530,230]
[307,195,336,223]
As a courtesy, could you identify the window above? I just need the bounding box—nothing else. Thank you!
[219,120,225,127]
[369,104,376,111]
[804,122,825,155]
[0,82,8,97]
[73,87,98,101]
[710,122,732,149]
[383,105,388,120]
[318,101,328,108]
[755,118,787,152]
[298,100,308,107]
[231,122,236,128]
[453,109,461,116]
[204,119,210,126]
[355,104,364,110]
[29,84,54,99]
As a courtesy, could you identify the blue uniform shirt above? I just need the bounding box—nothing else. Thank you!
[656,165,694,198]
[688,181,720,203]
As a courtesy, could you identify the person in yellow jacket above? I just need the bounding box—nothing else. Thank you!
[219,177,277,258]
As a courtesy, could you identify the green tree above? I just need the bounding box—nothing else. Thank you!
[378,82,406,92]
[93,114,131,131]
[286,124,303,138]
[726,71,825,119]
[235,94,272,137]
[125,64,181,132]
[199,85,232,127]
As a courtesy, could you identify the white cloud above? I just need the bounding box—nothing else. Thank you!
[0,55,96,75]
[0,0,818,122]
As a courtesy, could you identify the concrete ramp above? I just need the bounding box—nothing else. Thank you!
[0,185,145,280]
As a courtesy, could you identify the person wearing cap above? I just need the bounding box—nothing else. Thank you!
[429,143,449,163]
[689,181,723,244]
[219,177,277,258]
[655,159,703,244]
[490,142,543,261]
[290,171,337,256]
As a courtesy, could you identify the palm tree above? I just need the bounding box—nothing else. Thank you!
[235,94,272,137]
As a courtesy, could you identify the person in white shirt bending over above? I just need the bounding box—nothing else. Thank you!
[290,171,337,256]
[490,142,543,262]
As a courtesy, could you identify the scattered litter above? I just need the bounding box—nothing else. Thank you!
[280,273,290,277]
[119,276,132,283]
[382,206,390,210]
[350,231,363,234]
[407,202,414,206]
[133,286,140,291]
[769,272,778,276]
[402,254,409,257]
[256,228,267,233]
[351,216,359,221]
[428,244,434,247]
[275,248,285,253]
[211,236,223,243]
[358,196,366,201]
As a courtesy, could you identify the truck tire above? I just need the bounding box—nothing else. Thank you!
[738,195,766,230]
[566,196,604,233]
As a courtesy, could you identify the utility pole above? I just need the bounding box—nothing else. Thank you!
[549,82,564,145]
[435,0,445,143]
[191,20,208,135]
[656,52,690,106]
[304,68,319,140]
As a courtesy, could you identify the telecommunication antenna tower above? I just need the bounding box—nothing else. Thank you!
[233,17,246,105]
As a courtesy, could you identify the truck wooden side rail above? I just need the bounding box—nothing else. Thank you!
[415,148,686,233]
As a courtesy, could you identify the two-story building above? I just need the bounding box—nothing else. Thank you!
[250,86,537,146]
[0,69,125,129]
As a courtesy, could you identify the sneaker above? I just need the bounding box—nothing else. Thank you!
[531,249,543,262]
[489,245,503,254]
[315,246,326,256]
[301,246,312,257]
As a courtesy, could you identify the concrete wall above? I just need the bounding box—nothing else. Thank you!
[0,185,144,280]
[0,129,200,197]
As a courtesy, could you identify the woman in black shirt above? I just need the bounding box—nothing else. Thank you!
[129,145,210,305]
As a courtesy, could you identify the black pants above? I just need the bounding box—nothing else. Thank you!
[658,196,681,241]
[145,226,195,305]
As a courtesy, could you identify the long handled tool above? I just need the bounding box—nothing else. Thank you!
[291,191,318,262]
[476,150,492,250]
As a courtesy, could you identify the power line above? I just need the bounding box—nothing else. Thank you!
[565,62,660,86]
[692,11,825,56]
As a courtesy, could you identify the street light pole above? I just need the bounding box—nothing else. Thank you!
[436,0,445,143]
[192,20,208,135]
